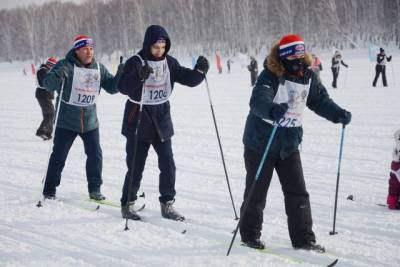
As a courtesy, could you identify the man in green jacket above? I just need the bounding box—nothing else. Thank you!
[42,35,122,200]
[240,34,351,251]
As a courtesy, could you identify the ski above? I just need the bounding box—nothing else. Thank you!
[328,259,339,267]
[87,198,145,211]
[243,243,339,266]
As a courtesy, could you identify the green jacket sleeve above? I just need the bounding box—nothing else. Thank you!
[100,63,120,94]
[43,60,68,93]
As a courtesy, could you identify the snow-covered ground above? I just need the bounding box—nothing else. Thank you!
[0,50,399,267]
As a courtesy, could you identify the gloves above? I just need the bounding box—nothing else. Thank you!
[337,109,352,125]
[117,63,125,72]
[269,103,289,121]
[138,61,153,81]
[195,56,209,74]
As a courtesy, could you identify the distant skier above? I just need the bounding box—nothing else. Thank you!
[387,129,400,210]
[35,57,57,140]
[41,35,123,201]
[239,34,351,251]
[372,47,392,87]
[247,56,258,86]
[331,50,348,88]
[118,25,209,221]
[227,59,233,73]
[216,53,222,74]
[310,53,323,81]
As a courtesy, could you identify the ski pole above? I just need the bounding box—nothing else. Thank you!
[204,76,239,220]
[37,75,66,207]
[342,67,348,89]
[329,124,346,235]
[391,63,396,86]
[124,60,150,231]
[227,123,279,256]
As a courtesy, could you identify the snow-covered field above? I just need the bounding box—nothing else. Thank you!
[0,50,399,267]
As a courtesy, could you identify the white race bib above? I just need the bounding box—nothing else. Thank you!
[129,55,172,105]
[264,80,310,127]
[68,63,101,107]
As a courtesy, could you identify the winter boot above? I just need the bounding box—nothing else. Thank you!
[387,194,399,210]
[43,193,56,200]
[294,241,325,253]
[121,202,141,220]
[242,239,265,250]
[89,190,106,201]
[160,200,185,221]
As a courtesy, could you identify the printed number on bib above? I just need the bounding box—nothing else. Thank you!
[278,118,297,128]
[149,89,168,100]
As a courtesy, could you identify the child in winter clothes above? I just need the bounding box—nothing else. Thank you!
[387,130,400,209]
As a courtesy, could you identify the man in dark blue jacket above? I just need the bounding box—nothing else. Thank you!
[240,34,351,252]
[118,25,209,221]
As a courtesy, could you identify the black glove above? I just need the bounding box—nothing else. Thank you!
[337,109,352,125]
[269,103,289,121]
[138,61,153,81]
[117,63,124,72]
[195,56,209,74]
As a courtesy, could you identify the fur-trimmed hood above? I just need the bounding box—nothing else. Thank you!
[264,43,312,77]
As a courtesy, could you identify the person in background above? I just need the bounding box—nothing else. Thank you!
[227,58,233,73]
[387,129,400,210]
[331,50,348,88]
[248,56,258,86]
[372,47,392,87]
[310,53,322,81]
[216,53,222,74]
[35,57,57,140]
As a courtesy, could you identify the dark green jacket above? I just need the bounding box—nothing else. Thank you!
[44,49,120,133]
[243,68,345,159]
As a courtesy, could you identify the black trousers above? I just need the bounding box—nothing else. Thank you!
[331,67,339,88]
[43,128,103,195]
[372,65,387,86]
[35,90,54,136]
[240,148,315,247]
[120,137,176,205]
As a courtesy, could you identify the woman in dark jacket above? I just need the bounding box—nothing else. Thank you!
[240,34,351,251]
[118,25,209,221]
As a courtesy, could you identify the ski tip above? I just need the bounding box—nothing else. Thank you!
[327,258,339,267]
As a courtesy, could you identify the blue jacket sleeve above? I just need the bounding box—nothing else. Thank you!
[249,69,278,120]
[307,72,344,123]
[117,56,143,101]
[169,57,204,87]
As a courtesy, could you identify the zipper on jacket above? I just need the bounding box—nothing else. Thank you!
[80,108,84,133]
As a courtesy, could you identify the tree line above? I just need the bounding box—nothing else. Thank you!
[0,0,399,62]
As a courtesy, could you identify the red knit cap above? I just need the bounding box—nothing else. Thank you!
[73,35,94,50]
[279,34,305,59]
[46,57,57,67]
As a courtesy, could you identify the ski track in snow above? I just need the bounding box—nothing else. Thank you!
[1,50,400,266]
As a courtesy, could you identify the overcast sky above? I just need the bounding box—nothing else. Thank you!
[0,0,83,10]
